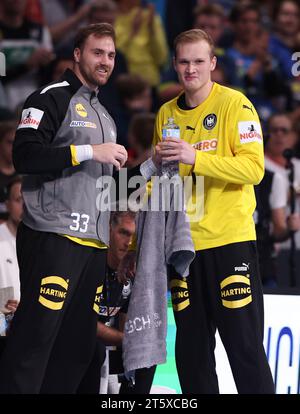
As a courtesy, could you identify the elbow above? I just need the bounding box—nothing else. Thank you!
[13,148,33,174]
[251,162,264,185]
[12,151,23,174]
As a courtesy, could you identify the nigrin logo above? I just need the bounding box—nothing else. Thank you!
[220,275,252,309]
[39,276,69,310]
[170,278,190,312]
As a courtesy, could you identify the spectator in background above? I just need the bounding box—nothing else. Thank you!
[39,49,74,85]
[269,1,300,128]
[115,0,169,87]
[0,176,23,309]
[194,4,232,83]
[0,122,17,222]
[98,209,155,395]
[265,113,300,189]
[40,0,93,55]
[49,55,74,81]
[264,113,300,284]
[225,2,286,125]
[88,0,128,114]
[164,0,197,52]
[112,73,153,148]
[78,210,156,394]
[0,0,55,110]
[127,112,155,168]
[24,0,44,24]
[255,169,300,288]
[193,3,226,53]
[269,0,300,81]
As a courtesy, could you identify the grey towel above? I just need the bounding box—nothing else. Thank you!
[122,178,195,372]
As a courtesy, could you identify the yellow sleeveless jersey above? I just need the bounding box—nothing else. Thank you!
[153,83,264,250]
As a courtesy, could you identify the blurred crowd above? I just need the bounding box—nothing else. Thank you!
[1,0,300,288]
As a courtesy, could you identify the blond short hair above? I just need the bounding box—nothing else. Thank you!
[174,29,215,58]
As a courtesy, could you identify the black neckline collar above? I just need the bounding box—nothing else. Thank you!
[177,93,198,110]
[62,69,99,96]
[62,68,83,91]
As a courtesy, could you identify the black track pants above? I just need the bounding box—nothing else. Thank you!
[170,241,275,394]
[0,223,106,394]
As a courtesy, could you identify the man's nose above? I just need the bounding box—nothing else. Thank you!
[186,62,196,72]
[99,54,110,65]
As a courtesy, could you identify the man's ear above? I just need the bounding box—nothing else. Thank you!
[74,48,81,64]
[211,55,217,71]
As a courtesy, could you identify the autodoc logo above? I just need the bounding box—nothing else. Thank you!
[292,52,300,76]
[0,52,6,76]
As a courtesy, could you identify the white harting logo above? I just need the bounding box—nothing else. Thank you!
[234,262,250,272]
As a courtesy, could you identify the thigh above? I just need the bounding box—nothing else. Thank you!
[12,226,97,342]
[170,253,216,337]
[211,241,265,342]
[40,249,107,393]
[76,339,106,394]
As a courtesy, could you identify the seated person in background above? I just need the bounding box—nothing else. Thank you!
[78,210,156,394]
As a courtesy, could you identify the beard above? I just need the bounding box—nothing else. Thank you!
[79,62,112,88]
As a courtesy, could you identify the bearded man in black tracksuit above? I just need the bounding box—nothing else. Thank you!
[0,23,128,394]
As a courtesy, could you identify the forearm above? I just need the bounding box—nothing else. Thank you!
[13,141,72,174]
[96,322,124,346]
[49,14,81,43]
[193,151,264,185]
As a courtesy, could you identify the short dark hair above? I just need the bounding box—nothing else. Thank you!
[193,3,225,20]
[110,210,136,227]
[74,23,115,51]
[229,2,261,23]
[116,74,150,101]
[267,112,294,132]
[174,29,215,58]
[91,0,117,14]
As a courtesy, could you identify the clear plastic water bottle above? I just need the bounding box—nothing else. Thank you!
[161,117,180,178]
[0,312,6,336]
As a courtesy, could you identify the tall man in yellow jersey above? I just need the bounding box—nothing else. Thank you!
[154,29,275,394]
